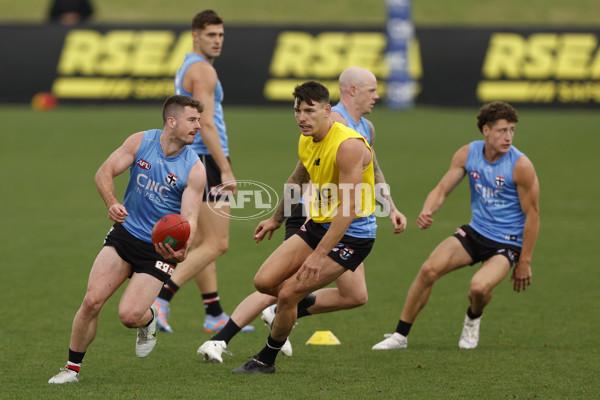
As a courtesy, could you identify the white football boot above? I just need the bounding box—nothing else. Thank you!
[372,332,408,350]
[197,340,231,363]
[458,315,481,349]
[48,367,79,384]
[136,305,158,358]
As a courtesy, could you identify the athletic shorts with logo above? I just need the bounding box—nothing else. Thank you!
[103,223,177,283]
[453,224,521,267]
[295,219,375,271]
[285,204,308,240]
[199,154,231,202]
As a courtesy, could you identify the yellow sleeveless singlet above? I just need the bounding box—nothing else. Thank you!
[298,122,375,223]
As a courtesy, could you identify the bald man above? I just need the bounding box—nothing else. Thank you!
[197,68,406,363]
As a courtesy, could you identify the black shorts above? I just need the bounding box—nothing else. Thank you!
[103,223,177,283]
[284,204,307,240]
[199,154,231,202]
[453,224,521,267]
[295,219,375,271]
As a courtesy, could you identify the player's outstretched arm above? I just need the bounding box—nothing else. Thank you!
[190,62,236,194]
[372,151,407,234]
[510,156,540,292]
[332,115,407,234]
[417,145,468,230]
[95,132,144,223]
[253,218,283,243]
[254,160,310,243]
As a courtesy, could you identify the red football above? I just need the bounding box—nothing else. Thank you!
[151,214,190,251]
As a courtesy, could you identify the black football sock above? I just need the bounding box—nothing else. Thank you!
[297,293,317,318]
[67,349,85,372]
[467,306,482,320]
[256,335,286,365]
[396,320,412,337]
[158,279,179,302]
[211,319,241,344]
[203,292,224,317]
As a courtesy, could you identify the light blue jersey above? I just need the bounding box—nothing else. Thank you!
[174,53,229,156]
[319,103,377,239]
[122,129,200,243]
[466,140,526,246]
[332,102,372,144]
[320,215,377,239]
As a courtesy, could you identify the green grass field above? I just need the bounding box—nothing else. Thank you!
[2,0,600,26]
[2,0,599,398]
[1,104,598,398]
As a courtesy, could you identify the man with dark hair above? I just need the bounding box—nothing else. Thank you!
[197,67,406,363]
[155,10,254,335]
[228,81,377,374]
[260,66,407,333]
[373,101,540,351]
[191,9,223,31]
[48,95,206,383]
[161,94,204,123]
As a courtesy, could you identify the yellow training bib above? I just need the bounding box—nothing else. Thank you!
[298,122,375,223]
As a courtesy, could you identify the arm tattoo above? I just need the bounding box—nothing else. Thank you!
[273,205,287,223]
[373,157,396,212]
[290,164,310,185]
[273,163,310,223]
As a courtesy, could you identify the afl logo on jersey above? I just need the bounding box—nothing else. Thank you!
[470,171,481,180]
[137,159,151,170]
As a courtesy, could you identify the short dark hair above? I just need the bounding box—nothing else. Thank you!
[192,10,223,31]
[293,81,330,106]
[477,101,519,133]
[162,95,203,124]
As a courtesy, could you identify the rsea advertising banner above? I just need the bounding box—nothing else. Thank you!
[1,24,599,108]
